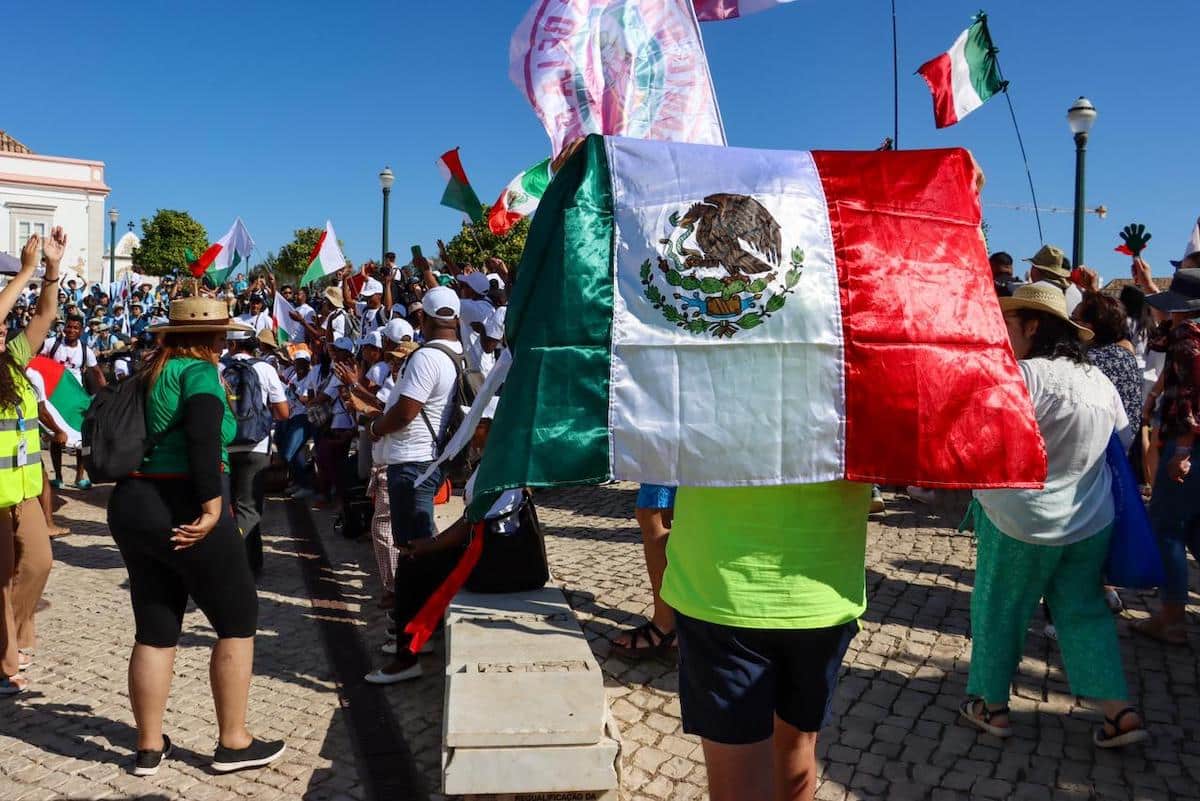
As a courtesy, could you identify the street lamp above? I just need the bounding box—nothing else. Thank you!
[108,207,119,284]
[379,166,394,268]
[1067,97,1097,270]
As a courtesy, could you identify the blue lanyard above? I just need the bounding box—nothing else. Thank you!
[15,408,25,434]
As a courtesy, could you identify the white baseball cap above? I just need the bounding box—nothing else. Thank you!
[332,336,356,353]
[422,286,461,320]
[383,317,415,343]
[486,273,505,291]
[358,330,383,349]
[462,272,490,296]
[360,278,383,297]
[292,348,312,361]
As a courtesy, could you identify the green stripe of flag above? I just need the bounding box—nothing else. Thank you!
[963,18,1004,104]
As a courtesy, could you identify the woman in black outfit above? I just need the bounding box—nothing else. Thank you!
[107,296,285,776]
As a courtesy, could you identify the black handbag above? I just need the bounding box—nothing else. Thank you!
[465,491,550,594]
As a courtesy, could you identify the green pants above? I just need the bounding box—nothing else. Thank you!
[966,504,1128,704]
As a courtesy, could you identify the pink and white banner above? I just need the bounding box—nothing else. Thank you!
[692,0,796,21]
[510,0,726,157]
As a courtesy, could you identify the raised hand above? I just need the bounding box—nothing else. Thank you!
[1119,223,1152,257]
[1132,257,1155,292]
[42,226,67,269]
[20,234,41,272]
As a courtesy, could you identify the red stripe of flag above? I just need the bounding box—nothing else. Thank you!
[308,229,328,263]
[29,355,66,399]
[812,148,1046,489]
[439,148,471,185]
[916,53,958,128]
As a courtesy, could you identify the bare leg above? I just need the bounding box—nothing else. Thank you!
[129,644,176,751]
[211,637,254,750]
[613,508,674,649]
[702,736,773,801]
[38,478,67,537]
[773,716,820,801]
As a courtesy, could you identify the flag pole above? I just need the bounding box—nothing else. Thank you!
[891,0,900,149]
[984,14,1044,246]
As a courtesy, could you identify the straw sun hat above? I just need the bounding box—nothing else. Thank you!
[999,282,1093,342]
[148,296,254,334]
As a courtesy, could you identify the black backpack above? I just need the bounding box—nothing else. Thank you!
[221,358,275,446]
[417,342,479,485]
[81,370,188,483]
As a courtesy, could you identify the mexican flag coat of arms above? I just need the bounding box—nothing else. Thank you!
[468,135,1046,517]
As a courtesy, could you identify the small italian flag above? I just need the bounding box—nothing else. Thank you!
[438,148,484,224]
[487,158,552,236]
[28,356,89,448]
[300,220,348,287]
[466,135,1047,519]
[916,14,1006,129]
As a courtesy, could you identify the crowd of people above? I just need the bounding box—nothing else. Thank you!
[1,211,1198,800]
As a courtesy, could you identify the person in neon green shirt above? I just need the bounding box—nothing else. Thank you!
[661,481,869,801]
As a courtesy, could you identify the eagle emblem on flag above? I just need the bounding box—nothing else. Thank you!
[641,193,804,338]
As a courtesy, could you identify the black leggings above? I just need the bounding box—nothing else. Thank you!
[108,477,258,647]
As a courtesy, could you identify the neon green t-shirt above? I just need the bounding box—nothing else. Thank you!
[141,357,235,475]
[661,481,870,630]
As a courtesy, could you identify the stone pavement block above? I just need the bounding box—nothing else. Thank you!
[446,670,606,747]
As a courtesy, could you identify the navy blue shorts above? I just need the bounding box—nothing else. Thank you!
[675,611,857,744]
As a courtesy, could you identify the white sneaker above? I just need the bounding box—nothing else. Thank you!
[381,639,434,656]
[364,663,423,684]
[1043,624,1058,642]
[907,486,937,505]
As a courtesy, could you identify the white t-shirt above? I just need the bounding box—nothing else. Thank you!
[294,303,316,342]
[238,310,273,333]
[326,310,348,341]
[357,304,389,336]
[379,340,463,464]
[1064,284,1083,316]
[41,337,97,383]
[324,375,356,430]
[975,358,1132,546]
[459,298,494,354]
[365,361,390,390]
[285,367,317,418]
[223,354,287,454]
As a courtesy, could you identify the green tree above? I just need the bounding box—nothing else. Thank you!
[273,227,325,278]
[131,210,208,276]
[444,206,530,269]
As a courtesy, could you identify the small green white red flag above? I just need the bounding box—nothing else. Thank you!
[917,14,1006,128]
[28,356,89,447]
[206,218,256,285]
[272,292,304,344]
[437,148,484,223]
[300,221,347,287]
[488,158,552,236]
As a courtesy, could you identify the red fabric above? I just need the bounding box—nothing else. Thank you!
[812,148,1046,489]
[434,478,452,505]
[487,191,524,236]
[404,523,485,654]
[916,52,958,128]
[189,243,222,278]
[1114,244,1135,256]
[28,355,64,398]
[307,229,328,263]
[438,148,471,186]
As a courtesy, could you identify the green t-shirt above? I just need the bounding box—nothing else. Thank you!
[141,358,235,475]
[660,481,870,630]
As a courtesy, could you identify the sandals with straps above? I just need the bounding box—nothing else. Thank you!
[1094,707,1149,749]
[611,621,677,660]
[959,698,1013,739]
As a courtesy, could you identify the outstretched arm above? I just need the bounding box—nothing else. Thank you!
[0,235,41,323]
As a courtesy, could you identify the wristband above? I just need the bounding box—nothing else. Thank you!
[42,275,60,284]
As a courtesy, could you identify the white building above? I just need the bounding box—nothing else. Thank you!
[0,130,111,284]
[105,230,141,281]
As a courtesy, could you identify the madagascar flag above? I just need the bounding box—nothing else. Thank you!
[28,355,90,448]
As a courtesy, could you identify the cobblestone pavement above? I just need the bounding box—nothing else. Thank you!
[5,480,1199,801]
[0,482,367,801]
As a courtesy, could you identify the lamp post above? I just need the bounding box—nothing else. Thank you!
[1067,97,1097,270]
[379,166,394,268]
[108,207,119,284]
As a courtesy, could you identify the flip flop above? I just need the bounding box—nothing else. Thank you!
[610,621,677,660]
[958,698,1012,739]
[1094,707,1149,749]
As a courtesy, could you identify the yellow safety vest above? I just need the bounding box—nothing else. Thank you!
[0,366,43,508]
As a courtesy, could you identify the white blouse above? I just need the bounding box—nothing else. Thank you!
[975,357,1132,546]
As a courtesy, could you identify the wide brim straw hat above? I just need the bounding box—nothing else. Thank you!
[324,286,345,309]
[149,296,254,334]
[999,282,1094,342]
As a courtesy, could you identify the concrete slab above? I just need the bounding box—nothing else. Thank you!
[446,671,606,747]
[447,614,595,672]
[443,734,620,796]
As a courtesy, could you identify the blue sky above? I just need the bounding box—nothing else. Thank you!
[11,1,1198,281]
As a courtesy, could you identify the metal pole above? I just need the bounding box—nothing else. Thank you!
[381,186,390,267]
[109,217,116,284]
[891,0,899,149]
[1072,131,1087,268]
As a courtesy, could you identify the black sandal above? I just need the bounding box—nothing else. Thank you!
[610,621,677,660]
[959,698,1012,739]
[1094,707,1149,749]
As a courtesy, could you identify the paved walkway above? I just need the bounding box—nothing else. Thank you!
[3,481,1199,801]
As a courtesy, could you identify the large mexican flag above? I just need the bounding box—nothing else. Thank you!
[28,356,89,448]
[468,135,1045,518]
